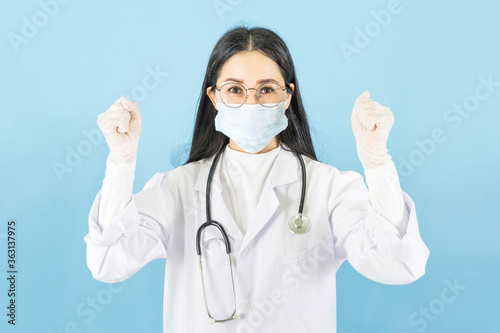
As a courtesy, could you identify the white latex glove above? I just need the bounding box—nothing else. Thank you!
[351,91,406,236]
[96,97,142,230]
[351,91,394,169]
[97,96,142,164]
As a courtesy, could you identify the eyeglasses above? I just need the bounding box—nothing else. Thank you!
[213,82,288,108]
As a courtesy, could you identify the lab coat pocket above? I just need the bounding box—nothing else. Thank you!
[277,236,336,320]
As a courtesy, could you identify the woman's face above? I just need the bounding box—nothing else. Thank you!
[207,50,294,109]
[206,51,295,153]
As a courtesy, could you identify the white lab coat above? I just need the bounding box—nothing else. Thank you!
[84,145,430,333]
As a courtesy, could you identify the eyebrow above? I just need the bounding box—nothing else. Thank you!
[222,77,281,85]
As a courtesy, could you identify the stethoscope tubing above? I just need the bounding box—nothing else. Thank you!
[195,143,307,324]
[196,143,307,256]
[196,144,231,256]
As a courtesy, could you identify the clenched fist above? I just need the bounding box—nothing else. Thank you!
[97,97,142,163]
[351,91,394,169]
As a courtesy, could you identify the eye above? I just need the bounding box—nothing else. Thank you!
[227,85,244,94]
[259,85,275,94]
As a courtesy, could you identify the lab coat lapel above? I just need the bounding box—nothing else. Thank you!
[240,146,299,252]
[194,145,300,251]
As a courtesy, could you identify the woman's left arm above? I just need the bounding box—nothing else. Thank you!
[329,91,430,285]
[351,91,408,235]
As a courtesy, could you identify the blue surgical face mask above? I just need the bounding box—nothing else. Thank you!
[214,101,288,153]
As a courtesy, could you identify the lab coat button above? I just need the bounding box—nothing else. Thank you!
[241,247,249,256]
[241,302,250,310]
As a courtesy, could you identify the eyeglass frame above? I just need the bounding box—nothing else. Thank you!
[212,81,291,108]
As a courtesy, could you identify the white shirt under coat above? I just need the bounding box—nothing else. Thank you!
[220,143,281,236]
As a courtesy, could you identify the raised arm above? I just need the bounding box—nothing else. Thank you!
[83,97,169,283]
[329,91,430,284]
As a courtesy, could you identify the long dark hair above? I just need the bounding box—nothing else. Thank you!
[184,25,317,165]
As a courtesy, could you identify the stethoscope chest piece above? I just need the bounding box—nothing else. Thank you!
[288,213,311,234]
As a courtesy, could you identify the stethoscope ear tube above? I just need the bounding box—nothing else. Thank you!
[196,144,231,257]
[205,144,227,224]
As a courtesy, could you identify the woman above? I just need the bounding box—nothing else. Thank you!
[84,26,430,332]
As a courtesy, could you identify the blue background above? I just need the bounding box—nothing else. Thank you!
[1,0,499,332]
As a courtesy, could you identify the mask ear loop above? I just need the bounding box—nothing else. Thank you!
[211,85,227,109]
[282,82,293,112]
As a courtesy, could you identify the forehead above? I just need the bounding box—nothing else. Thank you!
[218,51,284,84]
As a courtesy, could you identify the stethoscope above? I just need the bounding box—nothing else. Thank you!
[195,143,311,324]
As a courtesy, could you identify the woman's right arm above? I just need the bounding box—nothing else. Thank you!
[84,171,170,283]
[83,97,169,283]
